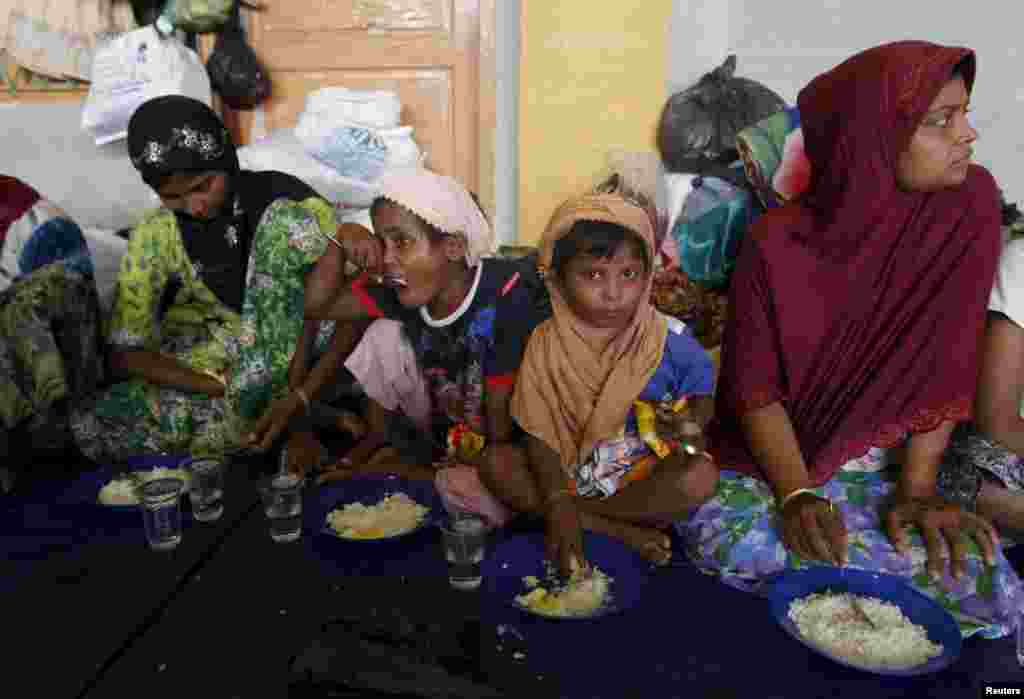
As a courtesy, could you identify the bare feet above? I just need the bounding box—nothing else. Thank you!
[578,510,673,565]
[316,448,436,485]
[334,411,367,440]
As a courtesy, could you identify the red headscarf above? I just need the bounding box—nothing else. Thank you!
[0,176,41,246]
[709,41,1002,485]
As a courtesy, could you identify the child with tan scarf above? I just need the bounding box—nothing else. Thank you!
[488,188,719,574]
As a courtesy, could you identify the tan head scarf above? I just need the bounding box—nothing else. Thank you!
[511,192,669,473]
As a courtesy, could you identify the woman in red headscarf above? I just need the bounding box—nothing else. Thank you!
[681,41,1022,638]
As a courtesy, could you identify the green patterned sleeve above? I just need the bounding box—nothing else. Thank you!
[299,196,336,262]
[107,211,179,351]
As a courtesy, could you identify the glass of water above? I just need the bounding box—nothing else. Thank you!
[259,474,303,543]
[184,457,224,523]
[140,477,185,551]
[440,512,487,590]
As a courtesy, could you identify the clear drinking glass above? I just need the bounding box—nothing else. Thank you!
[440,513,487,590]
[259,474,303,543]
[140,477,185,551]
[184,457,224,522]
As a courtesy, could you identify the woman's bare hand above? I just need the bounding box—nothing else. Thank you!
[779,491,848,566]
[336,223,382,274]
[885,495,998,580]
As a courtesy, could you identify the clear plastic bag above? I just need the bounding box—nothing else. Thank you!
[80,27,212,145]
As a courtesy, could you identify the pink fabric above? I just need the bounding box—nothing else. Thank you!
[772,128,811,202]
[710,41,1002,486]
[0,176,41,245]
[434,465,514,528]
[377,167,494,267]
[343,318,432,431]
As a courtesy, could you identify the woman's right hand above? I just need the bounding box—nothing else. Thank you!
[244,393,303,452]
[545,499,589,578]
[779,490,849,566]
[336,223,383,274]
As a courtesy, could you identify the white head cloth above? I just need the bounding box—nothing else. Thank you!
[377,167,494,267]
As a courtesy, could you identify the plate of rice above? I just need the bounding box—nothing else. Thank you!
[768,567,962,676]
[512,562,615,619]
[484,532,648,621]
[319,475,437,542]
[95,456,193,507]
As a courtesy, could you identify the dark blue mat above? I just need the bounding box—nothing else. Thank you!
[478,530,1024,699]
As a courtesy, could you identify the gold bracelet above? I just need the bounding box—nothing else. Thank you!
[295,387,312,415]
[778,487,828,512]
[679,442,714,462]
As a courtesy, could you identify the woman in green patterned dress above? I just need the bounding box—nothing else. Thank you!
[71,96,351,471]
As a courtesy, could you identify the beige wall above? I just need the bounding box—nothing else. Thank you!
[518,1,671,245]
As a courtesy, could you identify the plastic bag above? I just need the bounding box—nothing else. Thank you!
[237,129,381,209]
[81,27,212,145]
[669,166,754,287]
[170,0,234,33]
[300,87,402,130]
[295,122,423,183]
[657,55,787,177]
[206,1,271,109]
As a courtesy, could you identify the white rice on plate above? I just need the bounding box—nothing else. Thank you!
[97,467,191,506]
[514,565,613,618]
[326,492,428,539]
[788,592,943,670]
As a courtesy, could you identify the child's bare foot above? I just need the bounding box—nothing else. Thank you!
[334,411,367,440]
[316,463,355,485]
[579,512,673,565]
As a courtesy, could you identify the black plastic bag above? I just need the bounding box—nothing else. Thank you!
[657,55,787,181]
[206,1,270,109]
[131,0,164,27]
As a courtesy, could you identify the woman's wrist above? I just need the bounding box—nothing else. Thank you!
[896,481,937,503]
[677,441,714,463]
[778,487,827,512]
[543,487,574,512]
[773,478,814,505]
[294,386,312,415]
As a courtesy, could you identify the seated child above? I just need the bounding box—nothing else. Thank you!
[304,168,546,495]
[479,187,719,572]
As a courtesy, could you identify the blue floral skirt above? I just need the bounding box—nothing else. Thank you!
[679,448,1023,639]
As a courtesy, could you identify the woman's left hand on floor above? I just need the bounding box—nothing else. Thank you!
[884,495,999,580]
[243,393,303,452]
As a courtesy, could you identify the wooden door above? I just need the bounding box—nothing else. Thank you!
[240,0,495,214]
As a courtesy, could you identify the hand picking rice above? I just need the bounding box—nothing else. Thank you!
[97,468,191,506]
[787,592,943,670]
[515,565,612,618]
[326,493,428,539]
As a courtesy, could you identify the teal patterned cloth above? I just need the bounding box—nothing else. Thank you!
[669,165,754,288]
[680,447,1024,639]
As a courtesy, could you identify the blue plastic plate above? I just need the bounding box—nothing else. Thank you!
[483,532,649,621]
[317,474,440,543]
[768,566,962,676]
